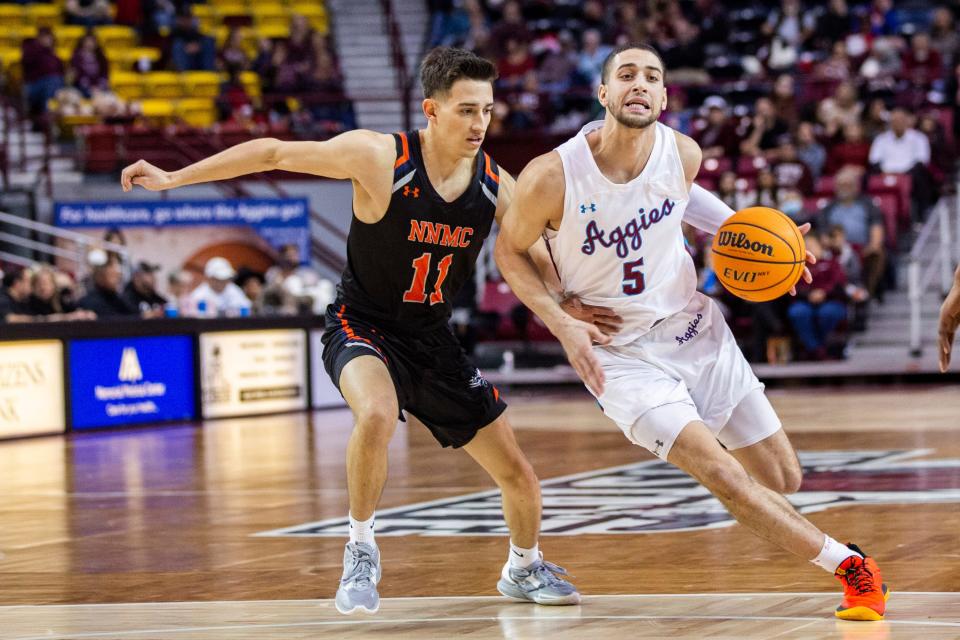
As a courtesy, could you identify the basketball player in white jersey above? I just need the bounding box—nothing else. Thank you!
[495,43,889,621]
[939,264,960,372]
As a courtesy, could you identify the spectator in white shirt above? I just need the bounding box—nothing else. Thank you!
[868,106,935,221]
[189,256,251,317]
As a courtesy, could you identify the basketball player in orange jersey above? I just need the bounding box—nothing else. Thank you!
[939,264,960,372]
[120,48,584,614]
[495,43,890,621]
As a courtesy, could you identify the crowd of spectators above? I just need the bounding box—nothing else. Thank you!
[8,2,354,133]
[0,238,333,324]
[432,0,960,362]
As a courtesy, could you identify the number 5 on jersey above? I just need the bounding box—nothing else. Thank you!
[623,257,645,295]
[403,252,453,304]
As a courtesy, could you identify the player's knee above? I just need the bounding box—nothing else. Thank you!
[699,460,752,502]
[498,458,539,494]
[776,462,803,495]
[353,403,397,444]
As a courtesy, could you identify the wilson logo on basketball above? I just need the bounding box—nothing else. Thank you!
[715,231,774,257]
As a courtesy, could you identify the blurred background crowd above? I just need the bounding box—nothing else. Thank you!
[1,0,958,365]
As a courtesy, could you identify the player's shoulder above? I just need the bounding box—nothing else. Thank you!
[517,150,565,193]
[350,129,397,155]
[670,128,702,182]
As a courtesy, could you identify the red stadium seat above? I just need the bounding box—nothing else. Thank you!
[814,175,835,197]
[699,156,732,180]
[479,280,554,342]
[867,173,912,228]
[870,194,899,249]
[736,155,766,178]
[803,196,830,214]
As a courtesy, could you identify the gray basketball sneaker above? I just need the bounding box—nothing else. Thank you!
[335,542,381,614]
[497,556,581,605]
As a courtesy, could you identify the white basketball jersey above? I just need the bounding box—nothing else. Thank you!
[545,120,696,346]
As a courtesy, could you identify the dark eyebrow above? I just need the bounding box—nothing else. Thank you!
[616,63,663,75]
[457,102,495,108]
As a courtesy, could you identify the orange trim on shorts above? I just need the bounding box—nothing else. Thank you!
[483,153,500,184]
[493,385,500,402]
[394,132,410,169]
[337,305,385,360]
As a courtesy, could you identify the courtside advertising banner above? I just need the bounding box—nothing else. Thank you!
[199,329,307,418]
[69,336,196,430]
[0,340,65,438]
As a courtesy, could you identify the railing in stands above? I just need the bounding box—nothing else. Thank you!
[908,185,960,356]
[0,209,129,276]
[379,0,412,130]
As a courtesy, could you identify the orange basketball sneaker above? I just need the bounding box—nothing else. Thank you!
[834,544,890,621]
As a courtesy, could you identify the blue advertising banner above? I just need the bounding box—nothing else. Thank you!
[54,198,310,256]
[69,336,196,430]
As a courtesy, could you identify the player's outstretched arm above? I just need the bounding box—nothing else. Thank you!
[939,264,960,372]
[120,129,393,192]
[494,152,610,395]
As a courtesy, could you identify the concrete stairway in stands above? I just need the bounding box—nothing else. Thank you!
[329,0,427,132]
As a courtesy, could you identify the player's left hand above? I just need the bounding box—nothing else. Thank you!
[789,222,816,297]
[560,295,623,336]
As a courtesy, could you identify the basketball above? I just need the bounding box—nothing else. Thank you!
[711,207,806,302]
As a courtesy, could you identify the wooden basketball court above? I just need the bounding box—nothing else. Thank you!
[2,385,959,639]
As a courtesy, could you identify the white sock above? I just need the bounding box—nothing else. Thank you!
[811,535,861,573]
[349,513,375,546]
[509,541,539,569]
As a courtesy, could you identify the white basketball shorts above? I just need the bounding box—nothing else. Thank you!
[592,291,780,459]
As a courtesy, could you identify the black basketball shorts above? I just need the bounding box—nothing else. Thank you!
[321,302,506,448]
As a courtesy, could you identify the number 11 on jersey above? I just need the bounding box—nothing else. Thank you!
[403,252,453,304]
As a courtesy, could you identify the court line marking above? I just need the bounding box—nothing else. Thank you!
[9,613,960,640]
[2,591,957,608]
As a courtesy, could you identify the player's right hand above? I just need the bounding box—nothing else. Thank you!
[121,160,175,192]
[560,295,623,336]
[554,316,610,396]
[938,286,960,372]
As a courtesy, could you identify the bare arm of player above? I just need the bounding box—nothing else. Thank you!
[939,264,960,372]
[496,170,623,336]
[494,152,611,395]
[120,129,394,194]
[673,130,814,294]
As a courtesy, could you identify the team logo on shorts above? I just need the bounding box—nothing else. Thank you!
[255,449,960,537]
[675,313,704,345]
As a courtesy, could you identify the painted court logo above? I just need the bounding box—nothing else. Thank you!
[256,449,960,537]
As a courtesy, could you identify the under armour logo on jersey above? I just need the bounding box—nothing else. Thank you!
[579,202,596,214]
[403,185,420,198]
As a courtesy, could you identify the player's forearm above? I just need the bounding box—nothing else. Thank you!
[495,239,567,331]
[526,239,562,296]
[686,184,735,235]
[170,138,280,187]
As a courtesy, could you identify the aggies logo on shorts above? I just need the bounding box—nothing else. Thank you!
[255,449,960,537]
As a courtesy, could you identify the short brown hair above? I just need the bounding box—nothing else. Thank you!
[601,43,666,84]
[420,47,497,99]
